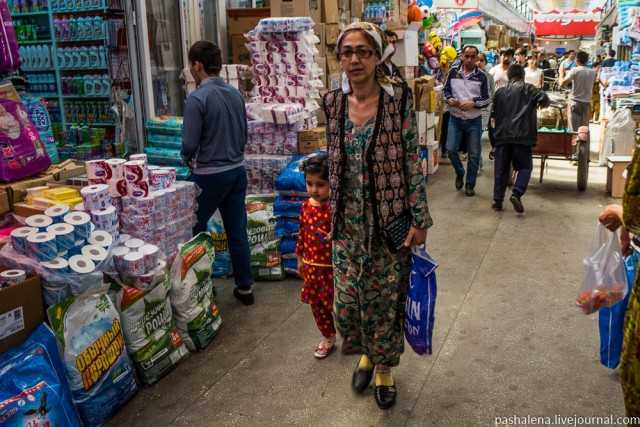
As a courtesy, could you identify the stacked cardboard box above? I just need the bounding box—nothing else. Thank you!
[410,76,438,175]
[228,8,271,64]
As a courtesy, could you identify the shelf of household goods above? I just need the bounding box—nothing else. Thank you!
[19,39,53,44]
[52,8,104,14]
[21,69,56,72]
[56,38,106,43]
[11,11,50,17]
[62,95,110,99]
[58,67,109,71]
[67,122,114,126]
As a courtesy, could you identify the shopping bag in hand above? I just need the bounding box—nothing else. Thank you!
[405,245,438,355]
[599,251,638,368]
[576,222,628,315]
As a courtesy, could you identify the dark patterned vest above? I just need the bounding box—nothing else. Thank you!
[323,85,411,242]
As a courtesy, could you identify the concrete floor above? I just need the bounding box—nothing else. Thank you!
[107,125,628,427]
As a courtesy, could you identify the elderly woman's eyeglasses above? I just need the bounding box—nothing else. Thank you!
[339,48,375,59]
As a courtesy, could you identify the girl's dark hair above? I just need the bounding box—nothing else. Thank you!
[299,154,329,181]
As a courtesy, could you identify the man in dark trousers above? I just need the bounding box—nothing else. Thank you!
[491,64,550,213]
[443,45,491,197]
[181,40,255,305]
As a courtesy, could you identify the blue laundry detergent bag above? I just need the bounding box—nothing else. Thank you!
[48,293,138,427]
[405,245,438,355]
[0,323,82,427]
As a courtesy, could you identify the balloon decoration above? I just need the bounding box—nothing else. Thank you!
[408,1,423,23]
[450,9,483,34]
[440,46,457,68]
[428,31,442,52]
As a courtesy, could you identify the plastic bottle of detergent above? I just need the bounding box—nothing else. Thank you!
[101,74,110,96]
[98,46,107,68]
[18,46,27,68]
[42,45,51,69]
[61,15,70,40]
[83,75,94,96]
[91,0,100,8]
[76,17,85,39]
[78,47,89,68]
[93,16,103,38]
[84,16,93,38]
[68,17,76,40]
[71,47,80,69]
[53,17,62,40]
[88,46,99,68]
[74,0,82,10]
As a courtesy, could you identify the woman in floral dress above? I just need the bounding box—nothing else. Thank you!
[322,22,433,410]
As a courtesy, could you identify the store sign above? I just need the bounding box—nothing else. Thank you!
[433,0,479,9]
[534,9,600,36]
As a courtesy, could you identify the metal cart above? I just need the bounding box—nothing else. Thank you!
[533,102,589,191]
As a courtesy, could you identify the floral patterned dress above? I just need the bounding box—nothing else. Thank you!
[332,101,429,367]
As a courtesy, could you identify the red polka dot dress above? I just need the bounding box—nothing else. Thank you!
[296,199,336,338]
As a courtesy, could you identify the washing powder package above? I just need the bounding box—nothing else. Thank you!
[170,233,222,351]
[0,324,83,427]
[246,194,284,280]
[112,269,190,386]
[47,293,138,426]
[274,152,326,197]
[207,210,232,278]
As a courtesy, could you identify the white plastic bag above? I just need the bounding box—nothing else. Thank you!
[599,108,637,165]
[576,222,628,315]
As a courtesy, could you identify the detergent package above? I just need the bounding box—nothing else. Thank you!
[0,324,82,427]
[0,82,51,182]
[113,270,190,385]
[47,293,138,426]
[208,210,232,277]
[170,233,222,351]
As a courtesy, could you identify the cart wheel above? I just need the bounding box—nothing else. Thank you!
[577,140,589,191]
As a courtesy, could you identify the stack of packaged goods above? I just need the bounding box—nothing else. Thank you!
[220,64,253,93]
[23,185,82,210]
[110,236,190,385]
[273,153,323,273]
[144,116,191,180]
[7,205,111,306]
[242,16,324,194]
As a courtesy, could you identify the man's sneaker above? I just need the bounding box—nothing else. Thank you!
[492,202,503,211]
[510,193,524,213]
[465,187,475,197]
[455,174,464,190]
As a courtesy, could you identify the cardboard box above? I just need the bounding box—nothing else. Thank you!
[338,0,348,8]
[391,21,420,67]
[342,9,351,24]
[416,111,426,145]
[4,173,56,208]
[426,90,437,113]
[350,0,363,15]
[0,274,44,355]
[298,127,327,155]
[326,23,340,45]
[398,0,409,26]
[326,55,341,74]
[271,0,321,24]
[12,202,45,218]
[231,34,251,65]
[323,0,339,23]
[227,8,270,35]
[410,76,435,111]
[427,141,439,174]
[0,191,9,216]
[314,23,326,57]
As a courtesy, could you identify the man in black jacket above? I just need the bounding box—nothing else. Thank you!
[491,64,550,213]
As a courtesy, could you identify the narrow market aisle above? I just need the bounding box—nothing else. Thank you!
[107,124,627,427]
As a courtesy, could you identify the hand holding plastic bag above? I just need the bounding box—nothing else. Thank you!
[576,222,628,315]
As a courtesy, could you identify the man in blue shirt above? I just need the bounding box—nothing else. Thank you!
[182,40,255,305]
[559,50,576,82]
[443,45,491,197]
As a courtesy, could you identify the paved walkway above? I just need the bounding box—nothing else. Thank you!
[108,124,628,427]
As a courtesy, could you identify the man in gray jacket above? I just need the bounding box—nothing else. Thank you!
[182,40,255,305]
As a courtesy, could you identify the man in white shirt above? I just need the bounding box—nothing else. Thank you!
[489,48,514,90]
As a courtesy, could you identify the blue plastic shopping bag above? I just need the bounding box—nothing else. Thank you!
[405,245,438,355]
[599,250,638,368]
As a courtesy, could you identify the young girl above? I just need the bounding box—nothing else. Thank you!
[296,155,336,359]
